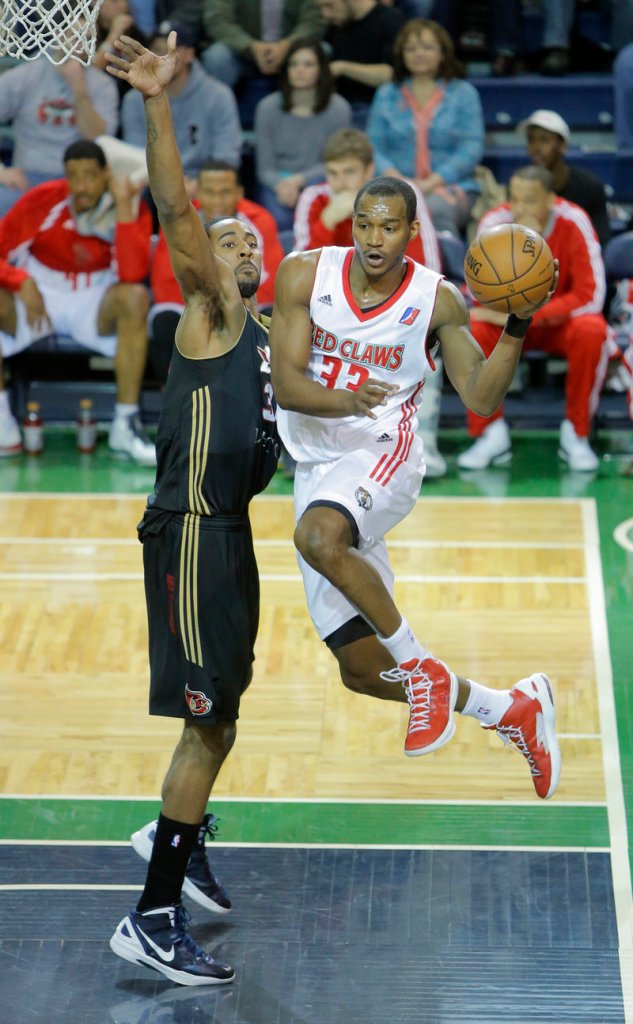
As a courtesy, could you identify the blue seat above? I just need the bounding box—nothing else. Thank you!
[603,231,633,281]
[437,231,467,283]
[471,74,613,132]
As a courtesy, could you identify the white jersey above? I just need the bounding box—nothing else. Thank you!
[277,246,442,463]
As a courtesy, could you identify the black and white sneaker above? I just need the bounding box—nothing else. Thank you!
[110,904,234,986]
[108,413,156,466]
[131,814,232,914]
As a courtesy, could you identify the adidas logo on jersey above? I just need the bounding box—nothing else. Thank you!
[377,432,392,442]
[318,294,333,305]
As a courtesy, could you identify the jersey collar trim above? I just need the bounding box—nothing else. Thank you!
[342,249,415,322]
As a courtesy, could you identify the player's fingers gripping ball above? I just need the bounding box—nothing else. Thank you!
[464,223,555,315]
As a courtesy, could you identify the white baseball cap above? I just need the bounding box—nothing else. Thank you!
[517,109,571,142]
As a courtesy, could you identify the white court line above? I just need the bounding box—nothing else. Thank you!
[0,572,587,584]
[0,493,584,503]
[0,536,586,550]
[582,499,633,1020]
[0,794,607,808]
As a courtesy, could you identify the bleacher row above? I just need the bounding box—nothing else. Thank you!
[1,3,632,433]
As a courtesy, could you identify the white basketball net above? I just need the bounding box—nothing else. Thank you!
[0,0,105,65]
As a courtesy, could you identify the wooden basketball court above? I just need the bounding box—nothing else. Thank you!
[1,483,631,1023]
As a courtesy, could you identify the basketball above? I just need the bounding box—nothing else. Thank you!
[463,223,555,315]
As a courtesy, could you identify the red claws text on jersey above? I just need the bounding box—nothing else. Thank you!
[312,322,404,371]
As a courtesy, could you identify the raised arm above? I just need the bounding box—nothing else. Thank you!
[269,251,398,419]
[434,275,557,417]
[105,34,231,307]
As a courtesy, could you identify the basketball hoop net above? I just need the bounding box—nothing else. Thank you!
[0,0,105,65]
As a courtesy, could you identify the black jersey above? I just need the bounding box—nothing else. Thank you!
[147,310,279,518]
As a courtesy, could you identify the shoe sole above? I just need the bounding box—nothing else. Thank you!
[109,924,234,986]
[404,672,458,757]
[131,828,231,915]
[457,449,512,470]
[529,672,562,800]
[0,445,22,457]
[108,446,157,467]
[557,447,598,472]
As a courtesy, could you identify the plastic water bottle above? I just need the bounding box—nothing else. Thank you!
[23,401,43,455]
[76,398,97,453]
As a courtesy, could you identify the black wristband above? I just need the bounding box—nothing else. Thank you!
[504,314,532,340]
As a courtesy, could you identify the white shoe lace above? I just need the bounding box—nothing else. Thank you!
[379,663,434,733]
[495,723,542,778]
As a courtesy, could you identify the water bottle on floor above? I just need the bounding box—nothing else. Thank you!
[23,401,43,455]
[76,398,97,453]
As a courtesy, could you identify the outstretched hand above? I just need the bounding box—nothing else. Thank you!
[104,32,178,97]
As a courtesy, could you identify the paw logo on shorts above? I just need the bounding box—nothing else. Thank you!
[355,486,373,511]
[185,684,213,716]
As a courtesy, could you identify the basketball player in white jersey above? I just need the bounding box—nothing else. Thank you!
[270,176,562,799]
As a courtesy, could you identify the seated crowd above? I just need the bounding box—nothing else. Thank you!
[0,0,631,470]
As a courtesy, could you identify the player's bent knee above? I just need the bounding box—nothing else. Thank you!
[294,517,345,570]
[112,282,150,321]
[183,718,237,757]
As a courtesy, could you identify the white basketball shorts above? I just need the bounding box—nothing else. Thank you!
[0,256,118,358]
[293,433,424,641]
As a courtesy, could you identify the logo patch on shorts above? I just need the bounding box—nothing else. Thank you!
[185,684,213,716]
[355,485,373,510]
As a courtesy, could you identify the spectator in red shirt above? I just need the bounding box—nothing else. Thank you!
[293,127,448,476]
[0,140,154,463]
[458,165,611,473]
[149,159,285,382]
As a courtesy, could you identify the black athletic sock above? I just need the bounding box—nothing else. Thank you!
[136,813,201,913]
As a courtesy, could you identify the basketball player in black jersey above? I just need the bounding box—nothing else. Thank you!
[106,34,278,986]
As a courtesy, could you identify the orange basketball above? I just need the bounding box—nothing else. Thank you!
[463,223,555,315]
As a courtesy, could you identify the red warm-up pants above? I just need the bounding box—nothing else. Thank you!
[467,314,610,438]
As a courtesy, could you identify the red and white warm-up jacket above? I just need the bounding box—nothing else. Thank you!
[293,181,441,272]
[150,197,285,309]
[0,179,153,292]
[476,197,606,325]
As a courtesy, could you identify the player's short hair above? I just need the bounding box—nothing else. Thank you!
[63,140,106,167]
[324,128,373,167]
[198,160,241,181]
[203,215,241,233]
[511,165,555,192]
[393,19,465,84]
[353,176,417,224]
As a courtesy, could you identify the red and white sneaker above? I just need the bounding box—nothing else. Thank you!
[485,673,561,799]
[380,654,458,756]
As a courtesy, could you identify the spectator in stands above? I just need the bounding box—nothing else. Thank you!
[121,21,242,196]
[149,159,285,382]
[317,0,405,129]
[293,127,447,477]
[458,166,610,473]
[614,43,633,150]
[94,0,147,87]
[430,0,523,77]
[253,39,351,230]
[129,0,157,35]
[366,18,484,237]
[202,0,324,88]
[519,109,610,246]
[0,141,155,464]
[0,50,119,218]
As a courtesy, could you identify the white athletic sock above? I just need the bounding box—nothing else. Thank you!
[378,617,426,666]
[114,402,139,422]
[461,679,512,726]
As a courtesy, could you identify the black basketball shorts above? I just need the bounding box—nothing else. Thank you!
[141,511,260,722]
